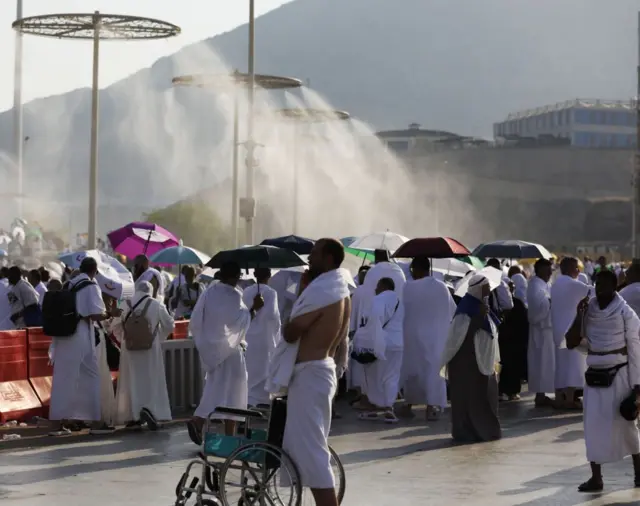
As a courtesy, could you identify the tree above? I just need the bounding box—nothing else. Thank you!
[144,198,231,255]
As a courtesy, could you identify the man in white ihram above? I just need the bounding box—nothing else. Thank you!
[565,269,640,492]
[49,257,119,435]
[268,238,350,506]
[188,262,262,442]
[526,258,556,407]
[400,256,456,420]
[551,256,591,409]
[242,267,281,407]
[356,277,404,423]
[114,281,174,430]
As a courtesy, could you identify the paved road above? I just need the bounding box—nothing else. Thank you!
[1,398,640,506]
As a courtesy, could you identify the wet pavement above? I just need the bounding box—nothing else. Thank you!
[1,398,640,506]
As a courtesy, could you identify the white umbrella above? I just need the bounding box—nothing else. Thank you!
[454,266,504,298]
[95,268,135,301]
[59,249,132,283]
[349,232,409,253]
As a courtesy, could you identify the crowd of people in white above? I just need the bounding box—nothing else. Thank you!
[2,242,640,497]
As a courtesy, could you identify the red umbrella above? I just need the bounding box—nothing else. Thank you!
[392,237,471,259]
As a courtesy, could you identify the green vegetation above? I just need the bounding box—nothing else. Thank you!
[144,198,231,255]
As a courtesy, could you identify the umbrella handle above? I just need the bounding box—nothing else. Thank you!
[143,229,152,255]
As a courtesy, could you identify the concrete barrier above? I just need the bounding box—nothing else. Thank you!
[0,330,43,422]
[162,339,203,414]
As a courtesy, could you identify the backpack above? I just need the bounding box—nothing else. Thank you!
[123,296,156,351]
[41,280,96,337]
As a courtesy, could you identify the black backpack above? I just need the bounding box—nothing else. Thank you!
[42,280,96,337]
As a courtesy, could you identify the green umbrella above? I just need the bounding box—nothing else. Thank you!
[460,255,484,269]
[345,247,375,263]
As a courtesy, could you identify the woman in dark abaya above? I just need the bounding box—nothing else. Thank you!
[499,268,529,401]
[443,274,502,443]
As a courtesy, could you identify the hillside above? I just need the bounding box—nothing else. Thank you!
[0,0,638,238]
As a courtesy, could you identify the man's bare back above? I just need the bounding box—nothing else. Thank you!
[285,297,351,363]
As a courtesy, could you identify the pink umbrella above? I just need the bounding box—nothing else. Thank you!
[107,222,179,258]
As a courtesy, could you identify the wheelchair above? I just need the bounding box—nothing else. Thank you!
[175,397,346,506]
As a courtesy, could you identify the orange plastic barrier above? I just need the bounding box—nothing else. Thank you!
[26,327,54,415]
[172,320,189,339]
[0,330,42,423]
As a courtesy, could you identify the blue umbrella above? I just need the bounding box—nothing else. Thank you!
[149,244,211,265]
[0,249,7,258]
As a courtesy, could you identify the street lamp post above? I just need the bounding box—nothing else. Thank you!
[13,12,180,249]
[13,0,24,219]
[171,73,302,247]
[274,108,350,234]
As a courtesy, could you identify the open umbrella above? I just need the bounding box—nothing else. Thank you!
[349,231,408,252]
[260,235,315,256]
[472,240,552,260]
[58,249,133,283]
[107,222,179,258]
[345,247,375,263]
[454,266,505,298]
[149,243,211,266]
[340,236,357,247]
[393,237,471,259]
[206,245,307,270]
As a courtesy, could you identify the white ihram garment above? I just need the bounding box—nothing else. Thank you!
[242,284,280,406]
[191,282,251,421]
[401,277,455,408]
[526,276,555,394]
[551,275,591,389]
[582,294,640,464]
[347,285,367,390]
[268,269,350,489]
[360,290,404,408]
[620,283,640,317]
[137,268,165,301]
[49,274,104,422]
[113,283,174,424]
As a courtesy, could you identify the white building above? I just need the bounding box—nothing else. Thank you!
[494,99,637,148]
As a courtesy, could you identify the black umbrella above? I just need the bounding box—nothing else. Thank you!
[206,245,307,270]
[472,240,552,260]
[260,235,315,256]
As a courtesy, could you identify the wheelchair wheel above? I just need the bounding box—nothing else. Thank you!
[329,445,346,505]
[218,441,302,506]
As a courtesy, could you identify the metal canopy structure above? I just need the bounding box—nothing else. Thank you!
[171,71,302,247]
[13,12,180,249]
[172,72,302,91]
[273,108,351,234]
[275,108,351,123]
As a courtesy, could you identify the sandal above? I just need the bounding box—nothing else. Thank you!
[383,411,399,424]
[358,411,384,422]
[49,427,72,437]
[534,396,553,408]
[578,477,603,492]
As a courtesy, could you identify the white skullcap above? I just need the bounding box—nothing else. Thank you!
[136,280,153,295]
[467,274,489,299]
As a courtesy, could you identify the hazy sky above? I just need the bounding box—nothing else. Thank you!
[0,0,291,112]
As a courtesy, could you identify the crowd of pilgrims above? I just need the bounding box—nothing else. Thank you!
[3,245,640,492]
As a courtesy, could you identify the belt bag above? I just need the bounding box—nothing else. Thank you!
[585,362,628,388]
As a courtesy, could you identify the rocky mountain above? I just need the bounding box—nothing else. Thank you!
[0,0,638,237]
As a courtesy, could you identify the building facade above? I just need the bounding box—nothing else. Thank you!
[377,123,487,154]
[493,99,638,148]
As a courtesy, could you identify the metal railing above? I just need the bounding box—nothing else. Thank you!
[162,339,204,414]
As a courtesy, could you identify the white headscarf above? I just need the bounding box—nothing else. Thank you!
[511,273,528,306]
[467,274,489,300]
[132,280,153,306]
